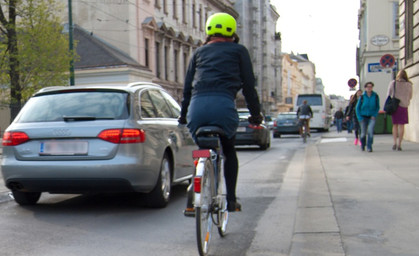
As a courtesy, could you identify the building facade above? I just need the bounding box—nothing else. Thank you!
[233,0,280,116]
[399,0,418,142]
[357,0,400,109]
[67,0,237,101]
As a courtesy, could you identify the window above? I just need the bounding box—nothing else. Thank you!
[392,2,399,38]
[148,90,173,118]
[18,91,129,122]
[161,91,181,118]
[140,91,157,118]
[174,49,179,82]
[164,46,169,80]
[173,0,177,19]
[145,39,149,67]
[192,3,196,28]
[156,42,161,78]
[182,0,186,23]
[405,0,413,61]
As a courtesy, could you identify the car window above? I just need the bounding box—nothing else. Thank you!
[277,114,297,120]
[140,91,157,118]
[148,90,174,118]
[17,91,129,122]
[161,91,181,118]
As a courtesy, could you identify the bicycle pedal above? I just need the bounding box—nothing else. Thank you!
[183,207,195,217]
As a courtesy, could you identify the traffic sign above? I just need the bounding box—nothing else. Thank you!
[347,78,357,88]
[380,54,395,68]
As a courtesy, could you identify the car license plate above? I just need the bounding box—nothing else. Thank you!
[236,127,246,132]
[40,141,88,155]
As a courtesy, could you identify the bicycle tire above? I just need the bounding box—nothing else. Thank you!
[196,158,215,256]
[217,160,228,237]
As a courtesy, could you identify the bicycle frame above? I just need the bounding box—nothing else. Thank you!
[190,126,229,256]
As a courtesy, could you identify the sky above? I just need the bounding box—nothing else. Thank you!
[271,0,360,99]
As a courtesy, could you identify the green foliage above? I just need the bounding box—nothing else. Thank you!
[0,0,77,103]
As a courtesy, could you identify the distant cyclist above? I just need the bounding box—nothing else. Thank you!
[296,100,313,137]
[178,13,263,212]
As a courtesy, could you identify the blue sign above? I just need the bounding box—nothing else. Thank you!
[368,62,397,73]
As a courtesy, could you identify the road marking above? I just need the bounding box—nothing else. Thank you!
[320,138,347,143]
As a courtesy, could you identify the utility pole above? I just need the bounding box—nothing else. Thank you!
[68,0,75,85]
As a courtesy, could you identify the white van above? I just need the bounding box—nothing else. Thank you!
[294,94,332,132]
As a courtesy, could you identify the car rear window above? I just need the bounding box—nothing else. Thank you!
[277,114,297,120]
[16,91,129,122]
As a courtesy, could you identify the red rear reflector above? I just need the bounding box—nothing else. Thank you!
[248,124,263,130]
[2,131,30,146]
[98,129,145,144]
[194,177,201,193]
[193,149,211,158]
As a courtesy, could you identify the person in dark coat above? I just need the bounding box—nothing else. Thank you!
[179,13,262,212]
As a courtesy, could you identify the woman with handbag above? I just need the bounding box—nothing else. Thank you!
[387,69,413,151]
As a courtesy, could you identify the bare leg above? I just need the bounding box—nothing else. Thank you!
[398,125,405,148]
[392,124,398,146]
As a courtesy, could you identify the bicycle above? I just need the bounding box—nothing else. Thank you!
[186,126,229,256]
[299,119,309,143]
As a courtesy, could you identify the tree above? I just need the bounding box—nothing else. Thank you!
[0,0,76,122]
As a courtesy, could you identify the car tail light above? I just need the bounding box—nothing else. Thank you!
[248,124,263,130]
[98,129,145,144]
[273,121,277,127]
[2,131,30,146]
[194,176,201,193]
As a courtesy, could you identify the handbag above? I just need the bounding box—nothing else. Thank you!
[384,81,400,115]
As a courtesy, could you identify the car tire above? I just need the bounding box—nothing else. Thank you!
[273,133,281,138]
[146,152,172,208]
[12,190,41,205]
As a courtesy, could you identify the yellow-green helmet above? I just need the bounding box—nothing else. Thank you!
[205,13,236,37]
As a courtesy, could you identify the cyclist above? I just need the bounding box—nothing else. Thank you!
[178,12,263,212]
[296,100,313,137]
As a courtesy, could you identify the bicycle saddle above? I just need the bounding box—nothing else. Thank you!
[195,126,225,137]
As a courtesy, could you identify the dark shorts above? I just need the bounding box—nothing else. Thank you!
[392,106,409,124]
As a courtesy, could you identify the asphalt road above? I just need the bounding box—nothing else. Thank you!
[0,134,307,256]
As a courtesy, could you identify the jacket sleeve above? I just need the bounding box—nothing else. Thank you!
[387,80,394,97]
[180,54,196,118]
[239,46,261,117]
[373,93,380,117]
[356,96,362,121]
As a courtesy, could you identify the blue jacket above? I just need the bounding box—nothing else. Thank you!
[356,91,380,121]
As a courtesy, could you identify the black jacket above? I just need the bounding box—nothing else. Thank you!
[180,42,260,118]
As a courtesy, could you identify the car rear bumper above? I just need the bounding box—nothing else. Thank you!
[1,159,158,193]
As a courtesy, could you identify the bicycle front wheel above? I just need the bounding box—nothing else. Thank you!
[196,158,215,256]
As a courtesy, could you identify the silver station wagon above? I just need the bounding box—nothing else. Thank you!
[1,82,196,207]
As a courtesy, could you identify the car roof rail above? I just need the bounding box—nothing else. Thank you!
[127,82,162,88]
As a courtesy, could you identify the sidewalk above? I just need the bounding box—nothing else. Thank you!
[248,131,419,255]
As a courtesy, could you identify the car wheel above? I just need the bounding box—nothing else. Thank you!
[146,152,172,208]
[12,190,41,205]
[273,133,281,138]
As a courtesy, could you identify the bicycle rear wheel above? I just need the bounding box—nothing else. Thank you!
[217,163,228,237]
[196,158,215,256]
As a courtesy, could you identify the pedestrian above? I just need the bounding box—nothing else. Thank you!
[386,69,413,151]
[334,107,344,133]
[356,82,380,152]
[346,89,362,146]
[178,13,263,212]
[344,100,353,133]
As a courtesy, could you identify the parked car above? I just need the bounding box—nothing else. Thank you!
[235,108,270,150]
[273,112,300,138]
[1,82,196,207]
